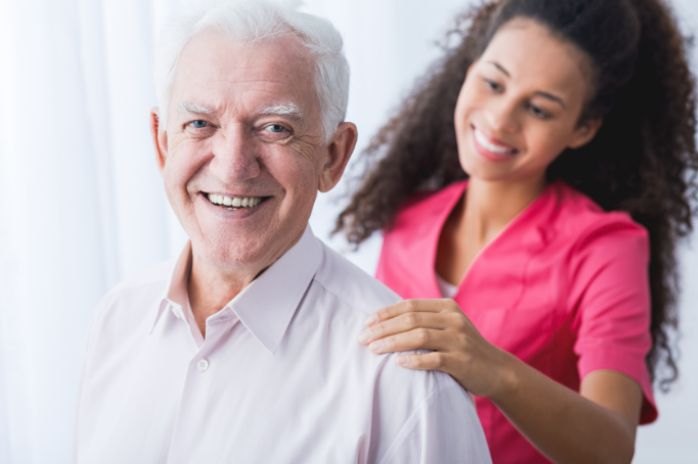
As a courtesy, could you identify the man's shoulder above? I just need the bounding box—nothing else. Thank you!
[312,241,400,317]
[101,261,171,305]
[90,261,173,332]
[308,242,474,415]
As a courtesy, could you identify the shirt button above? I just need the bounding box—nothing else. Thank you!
[197,358,210,372]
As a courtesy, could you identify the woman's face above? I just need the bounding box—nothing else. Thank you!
[454,18,601,190]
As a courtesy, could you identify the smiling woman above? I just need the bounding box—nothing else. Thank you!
[336,0,698,462]
[453,17,602,189]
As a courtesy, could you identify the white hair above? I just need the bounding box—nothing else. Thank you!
[154,0,350,140]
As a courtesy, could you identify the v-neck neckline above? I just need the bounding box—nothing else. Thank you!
[429,180,556,298]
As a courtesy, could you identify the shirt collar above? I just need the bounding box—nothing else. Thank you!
[149,227,323,354]
[149,242,193,333]
[231,226,322,353]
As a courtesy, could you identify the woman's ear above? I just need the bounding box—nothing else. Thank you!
[568,117,603,149]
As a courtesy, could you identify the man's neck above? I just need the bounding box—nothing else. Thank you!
[187,254,254,337]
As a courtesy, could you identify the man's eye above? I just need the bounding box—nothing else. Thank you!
[259,123,292,140]
[265,124,289,133]
[189,120,209,129]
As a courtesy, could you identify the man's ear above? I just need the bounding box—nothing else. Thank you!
[318,122,358,192]
[568,117,602,150]
[150,108,168,171]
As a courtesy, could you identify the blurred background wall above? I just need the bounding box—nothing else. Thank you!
[0,0,695,462]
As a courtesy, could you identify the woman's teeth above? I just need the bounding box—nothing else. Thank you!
[207,194,262,208]
[474,129,516,155]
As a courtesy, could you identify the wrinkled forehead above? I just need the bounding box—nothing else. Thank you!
[169,29,320,116]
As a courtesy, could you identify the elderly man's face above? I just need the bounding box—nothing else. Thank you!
[152,30,354,280]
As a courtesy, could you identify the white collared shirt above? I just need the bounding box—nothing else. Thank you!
[76,228,490,463]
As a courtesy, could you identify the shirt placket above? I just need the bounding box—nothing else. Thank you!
[165,306,240,463]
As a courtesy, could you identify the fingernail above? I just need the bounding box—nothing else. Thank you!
[357,328,373,344]
[369,340,385,353]
[396,356,411,367]
[364,314,378,326]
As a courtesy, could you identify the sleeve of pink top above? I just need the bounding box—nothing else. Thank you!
[569,219,657,423]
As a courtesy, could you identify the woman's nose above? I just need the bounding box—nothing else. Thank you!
[484,98,520,134]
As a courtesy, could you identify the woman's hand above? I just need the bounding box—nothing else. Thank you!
[360,298,642,463]
[358,298,517,399]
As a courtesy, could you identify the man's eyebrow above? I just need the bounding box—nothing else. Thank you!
[179,101,217,115]
[485,61,567,109]
[257,104,304,119]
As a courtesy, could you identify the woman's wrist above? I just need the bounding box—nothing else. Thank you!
[487,348,524,403]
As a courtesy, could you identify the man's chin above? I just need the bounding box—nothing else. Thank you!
[189,224,307,283]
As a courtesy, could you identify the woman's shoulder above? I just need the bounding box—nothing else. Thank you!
[552,182,648,255]
[390,180,468,231]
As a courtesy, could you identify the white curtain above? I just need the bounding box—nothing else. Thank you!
[0,0,179,461]
[0,1,696,463]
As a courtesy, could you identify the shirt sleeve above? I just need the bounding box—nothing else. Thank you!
[378,378,492,464]
[568,219,657,423]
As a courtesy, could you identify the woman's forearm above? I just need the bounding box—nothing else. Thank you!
[489,353,640,464]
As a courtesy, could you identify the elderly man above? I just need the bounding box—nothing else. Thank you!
[76,1,490,463]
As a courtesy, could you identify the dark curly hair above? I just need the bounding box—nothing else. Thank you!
[336,0,698,390]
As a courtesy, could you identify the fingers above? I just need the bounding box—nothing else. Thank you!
[395,351,451,371]
[360,299,472,346]
[359,311,451,345]
[365,327,449,354]
[364,298,460,325]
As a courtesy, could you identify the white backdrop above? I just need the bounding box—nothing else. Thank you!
[0,0,696,462]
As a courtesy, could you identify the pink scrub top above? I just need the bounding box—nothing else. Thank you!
[376,180,657,464]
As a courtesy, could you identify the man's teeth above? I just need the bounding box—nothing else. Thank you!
[207,194,262,208]
[474,129,515,155]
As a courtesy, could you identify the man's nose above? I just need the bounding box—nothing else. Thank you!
[210,126,261,181]
[484,98,520,134]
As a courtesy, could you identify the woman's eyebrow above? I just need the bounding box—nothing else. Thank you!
[485,61,567,108]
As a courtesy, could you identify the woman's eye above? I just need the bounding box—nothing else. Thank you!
[484,78,503,92]
[527,103,551,120]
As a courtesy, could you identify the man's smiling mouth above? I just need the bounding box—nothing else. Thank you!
[205,193,269,209]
